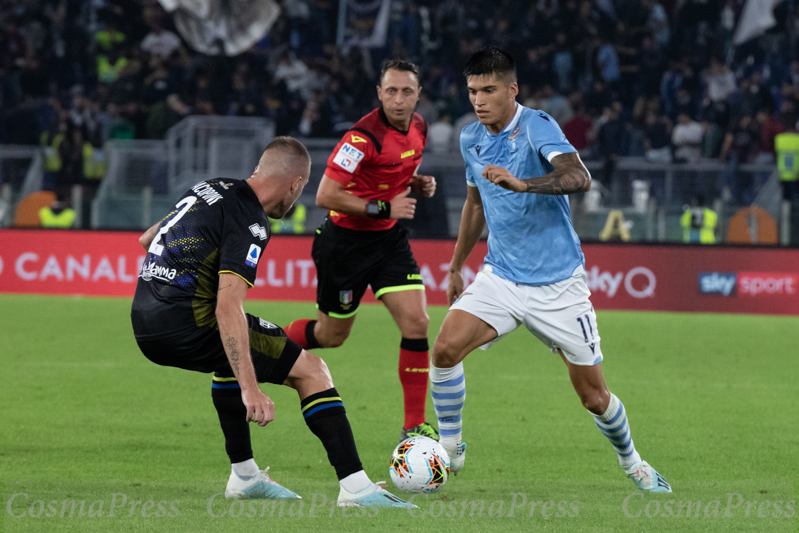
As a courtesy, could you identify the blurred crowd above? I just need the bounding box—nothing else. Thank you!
[1,0,798,177]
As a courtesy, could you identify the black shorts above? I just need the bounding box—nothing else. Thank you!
[135,313,302,383]
[311,218,424,318]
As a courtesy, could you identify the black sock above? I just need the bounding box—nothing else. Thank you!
[301,387,362,480]
[211,376,253,464]
[305,320,321,349]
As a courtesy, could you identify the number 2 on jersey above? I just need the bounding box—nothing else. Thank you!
[148,196,197,256]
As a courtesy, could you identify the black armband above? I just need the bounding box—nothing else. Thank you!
[366,200,391,219]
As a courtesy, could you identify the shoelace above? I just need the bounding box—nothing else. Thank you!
[631,465,650,483]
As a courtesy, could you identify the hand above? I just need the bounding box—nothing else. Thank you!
[446,269,464,306]
[411,174,437,198]
[390,187,417,219]
[242,387,275,428]
[482,165,525,193]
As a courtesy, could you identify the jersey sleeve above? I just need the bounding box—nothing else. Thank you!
[324,131,375,185]
[527,111,577,163]
[459,133,478,187]
[218,192,267,287]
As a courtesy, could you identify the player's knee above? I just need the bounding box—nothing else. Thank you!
[316,324,351,348]
[579,390,608,415]
[432,336,462,368]
[320,330,348,348]
[400,313,429,338]
[289,351,333,388]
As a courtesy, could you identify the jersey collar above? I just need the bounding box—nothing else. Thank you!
[502,103,523,134]
[378,107,410,136]
[484,102,523,138]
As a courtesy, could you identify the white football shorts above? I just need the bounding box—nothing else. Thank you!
[449,266,603,366]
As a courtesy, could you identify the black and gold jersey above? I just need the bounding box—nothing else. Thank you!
[131,178,269,339]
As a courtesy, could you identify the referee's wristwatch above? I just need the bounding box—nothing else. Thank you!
[366,200,391,219]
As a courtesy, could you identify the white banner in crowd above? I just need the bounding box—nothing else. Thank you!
[158,0,281,56]
[336,0,391,48]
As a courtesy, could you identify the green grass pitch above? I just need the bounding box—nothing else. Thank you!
[1,294,797,532]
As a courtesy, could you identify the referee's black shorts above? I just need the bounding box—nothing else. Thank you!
[311,218,424,318]
[135,314,302,383]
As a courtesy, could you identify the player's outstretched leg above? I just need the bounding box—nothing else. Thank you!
[594,393,672,493]
[430,309,497,476]
[285,351,417,508]
[562,354,671,493]
[211,375,301,500]
[429,362,466,473]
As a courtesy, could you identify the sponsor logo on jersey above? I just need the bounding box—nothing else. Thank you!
[475,145,481,156]
[245,244,262,268]
[249,223,267,241]
[333,143,365,173]
[407,273,423,280]
[698,272,737,296]
[401,149,415,159]
[258,318,278,329]
[139,261,177,282]
[350,135,367,143]
[339,290,353,305]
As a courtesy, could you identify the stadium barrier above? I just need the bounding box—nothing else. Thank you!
[0,230,797,315]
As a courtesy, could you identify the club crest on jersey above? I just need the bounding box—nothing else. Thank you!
[508,125,521,152]
[339,290,353,306]
[249,223,267,240]
[333,143,364,173]
[245,244,262,268]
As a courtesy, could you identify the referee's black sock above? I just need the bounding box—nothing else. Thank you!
[301,388,363,480]
[211,377,253,464]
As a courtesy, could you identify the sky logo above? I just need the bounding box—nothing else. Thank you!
[698,272,737,296]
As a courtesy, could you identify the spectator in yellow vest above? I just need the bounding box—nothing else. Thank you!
[775,115,799,204]
[40,122,67,190]
[681,195,718,244]
[39,199,76,228]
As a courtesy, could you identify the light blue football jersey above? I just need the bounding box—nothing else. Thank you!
[459,103,585,286]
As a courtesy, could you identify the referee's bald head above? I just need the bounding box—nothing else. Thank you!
[257,136,311,182]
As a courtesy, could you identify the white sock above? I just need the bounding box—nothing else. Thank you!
[593,393,642,469]
[339,470,371,494]
[232,458,259,477]
[430,362,465,449]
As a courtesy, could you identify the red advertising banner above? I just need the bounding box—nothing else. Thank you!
[1,229,798,315]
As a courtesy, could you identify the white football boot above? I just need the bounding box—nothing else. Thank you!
[225,467,301,500]
[337,482,418,508]
[441,441,467,476]
[625,461,672,493]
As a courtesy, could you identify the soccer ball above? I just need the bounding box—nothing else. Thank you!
[389,436,450,493]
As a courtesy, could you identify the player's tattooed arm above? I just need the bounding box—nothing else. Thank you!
[225,336,240,374]
[482,153,591,195]
[216,273,275,427]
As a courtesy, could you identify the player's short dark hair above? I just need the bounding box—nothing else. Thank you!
[463,47,517,84]
[380,59,420,84]
[263,136,311,168]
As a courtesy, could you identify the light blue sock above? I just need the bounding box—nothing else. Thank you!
[593,393,642,469]
[430,363,465,445]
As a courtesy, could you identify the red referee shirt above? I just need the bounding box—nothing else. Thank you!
[324,107,428,231]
